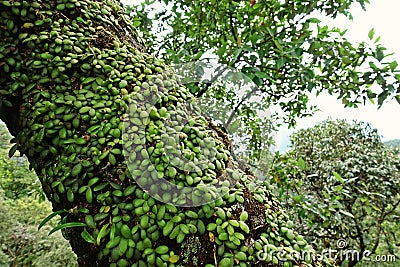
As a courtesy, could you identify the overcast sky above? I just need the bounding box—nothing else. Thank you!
[275,0,400,151]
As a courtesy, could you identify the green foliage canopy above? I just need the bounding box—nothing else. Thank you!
[131,0,400,127]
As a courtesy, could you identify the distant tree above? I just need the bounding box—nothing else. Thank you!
[270,119,400,267]
[0,189,78,266]
[385,139,400,150]
[0,122,11,150]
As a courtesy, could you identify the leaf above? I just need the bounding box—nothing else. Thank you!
[37,128,45,143]
[332,171,344,183]
[81,229,96,243]
[297,158,306,170]
[133,20,141,27]
[378,91,389,106]
[339,210,354,218]
[82,77,96,84]
[369,61,377,70]
[365,206,372,215]
[169,255,179,263]
[2,100,12,107]
[389,61,398,71]
[276,58,285,69]
[308,18,321,24]
[250,33,261,45]
[97,223,109,245]
[368,28,374,40]
[8,144,18,158]
[0,90,10,95]
[49,222,87,236]
[396,95,400,105]
[273,39,283,52]
[376,47,384,61]
[79,207,90,213]
[232,48,243,62]
[293,195,304,202]
[22,23,34,28]
[252,75,262,86]
[255,72,269,79]
[110,223,116,240]
[334,185,343,192]
[38,210,67,230]
[72,163,83,177]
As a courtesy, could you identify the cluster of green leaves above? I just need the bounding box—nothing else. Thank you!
[269,119,400,267]
[1,0,320,264]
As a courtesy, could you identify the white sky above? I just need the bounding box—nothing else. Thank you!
[275,0,400,151]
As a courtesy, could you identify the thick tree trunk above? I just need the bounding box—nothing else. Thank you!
[0,0,324,266]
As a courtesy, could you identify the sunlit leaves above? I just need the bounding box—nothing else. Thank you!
[368,28,375,40]
[332,171,344,183]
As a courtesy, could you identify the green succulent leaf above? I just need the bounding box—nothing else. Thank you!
[38,210,67,230]
[48,222,87,236]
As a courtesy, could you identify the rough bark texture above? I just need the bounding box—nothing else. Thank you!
[0,0,327,266]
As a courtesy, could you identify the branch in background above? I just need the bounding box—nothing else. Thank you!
[383,197,400,218]
[225,86,258,128]
[196,65,229,98]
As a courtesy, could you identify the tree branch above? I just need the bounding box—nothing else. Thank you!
[224,86,258,128]
[196,65,230,98]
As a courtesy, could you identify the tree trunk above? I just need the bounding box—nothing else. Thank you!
[0,0,324,266]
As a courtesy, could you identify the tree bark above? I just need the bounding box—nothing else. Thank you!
[0,0,323,266]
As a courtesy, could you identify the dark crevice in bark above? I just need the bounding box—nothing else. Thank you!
[0,96,22,137]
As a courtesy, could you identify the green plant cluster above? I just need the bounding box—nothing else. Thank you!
[0,0,328,266]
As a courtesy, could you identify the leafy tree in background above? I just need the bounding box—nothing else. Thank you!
[129,0,400,166]
[270,119,400,267]
[385,139,400,150]
[0,123,12,150]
